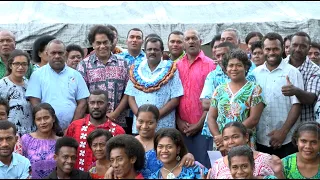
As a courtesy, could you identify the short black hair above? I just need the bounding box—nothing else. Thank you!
[55,136,79,154]
[167,31,184,42]
[106,24,118,35]
[0,97,9,115]
[222,121,252,141]
[0,120,17,135]
[88,25,115,45]
[47,39,66,50]
[222,49,252,76]
[292,31,311,45]
[245,32,263,44]
[33,103,63,136]
[154,128,188,159]
[126,28,144,39]
[6,49,31,75]
[32,35,55,63]
[216,41,238,51]
[310,42,320,51]
[144,37,164,52]
[106,134,145,171]
[90,89,109,102]
[66,44,85,58]
[227,145,254,169]
[137,104,160,122]
[145,33,161,42]
[250,40,263,52]
[262,32,284,49]
[87,128,113,148]
[292,121,320,147]
[210,34,221,49]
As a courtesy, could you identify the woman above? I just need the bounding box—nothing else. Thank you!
[282,34,292,59]
[272,121,320,179]
[149,128,208,179]
[21,103,63,179]
[207,49,265,151]
[135,104,195,178]
[250,41,265,67]
[228,145,277,179]
[87,129,113,179]
[66,44,84,69]
[0,49,36,136]
[245,32,263,58]
[211,122,275,179]
[105,134,145,179]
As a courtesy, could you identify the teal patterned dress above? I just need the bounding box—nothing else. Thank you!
[210,81,265,148]
[282,153,320,179]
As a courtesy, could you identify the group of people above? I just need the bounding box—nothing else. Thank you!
[0,24,319,179]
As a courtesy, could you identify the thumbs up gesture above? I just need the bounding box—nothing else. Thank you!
[281,75,297,96]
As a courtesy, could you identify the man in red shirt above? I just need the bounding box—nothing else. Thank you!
[65,90,125,171]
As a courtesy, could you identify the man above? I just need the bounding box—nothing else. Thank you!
[220,28,240,46]
[0,121,31,178]
[0,30,16,79]
[46,137,91,179]
[167,30,185,62]
[176,29,216,168]
[65,90,125,171]
[210,34,221,64]
[253,32,304,158]
[283,32,320,122]
[117,28,145,66]
[77,25,129,131]
[308,42,320,65]
[26,39,90,131]
[125,37,183,134]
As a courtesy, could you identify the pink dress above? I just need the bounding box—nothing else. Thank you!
[211,152,274,179]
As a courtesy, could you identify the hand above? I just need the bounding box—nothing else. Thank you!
[213,134,223,148]
[104,166,115,179]
[179,153,195,167]
[281,76,298,96]
[268,155,285,178]
[185,123,202,137]
[267,129,287,149]
[177,118,189,134]
[107,111,118,122]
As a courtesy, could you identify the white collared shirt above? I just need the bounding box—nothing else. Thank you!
[253,60,304,146]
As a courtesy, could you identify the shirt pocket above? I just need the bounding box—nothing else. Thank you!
[272,75,287,98]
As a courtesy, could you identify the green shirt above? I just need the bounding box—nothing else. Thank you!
[170,51,185,62]
[0,57,6,79]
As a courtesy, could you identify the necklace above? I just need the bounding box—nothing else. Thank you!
[162,163,180,179]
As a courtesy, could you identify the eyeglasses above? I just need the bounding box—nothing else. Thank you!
[11,62,28,68]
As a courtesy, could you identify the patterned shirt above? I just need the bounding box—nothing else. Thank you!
[200,64,256,138]
[282,153,320,179]
[117,50,146,67]
[77,53,129,127]
[0,57,6,79]
[177,50,216,124]
[253,60,304,147]
[65,114,125,171]
[0,77,36,136]
[124,59,184,134]
[284,56,320,122]
[315,95,320,123]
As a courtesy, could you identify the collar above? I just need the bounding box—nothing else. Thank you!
[0,153,17,167]
[182,50,205,62]
[170,51,185,62]
[48,64,67,74]
[123,50,145,58]
[285,55,311,69]
[83,114,114,128]
[91,53,117,64]
[261,59,286,72]
[49,168,80,179]
[141,59,168,72]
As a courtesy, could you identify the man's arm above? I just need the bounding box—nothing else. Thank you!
[294,88,317,105]
[159,97,180,119]
[72,98,87,121]
[108,95,129,120]
[242,102,265,129]
[202,99,211,111]
[29,97,41,108]
[128,95,138,116]
[185,111,207,137]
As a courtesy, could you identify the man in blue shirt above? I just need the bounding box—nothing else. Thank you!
[0,121,31,179]
[26,39,90,131]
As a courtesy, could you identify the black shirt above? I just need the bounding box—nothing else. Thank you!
[45,169,92,179]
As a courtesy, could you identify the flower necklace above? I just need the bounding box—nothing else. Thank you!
[162,163,180,179]
[129,59,177,93]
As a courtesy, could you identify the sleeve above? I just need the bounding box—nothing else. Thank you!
[124,79,136,96]
[20,135,27,157]
[170,70,184,98]
[25,71,42,99]
[281,156,289,179]
[75,71,90,100]
[210,160,220,179]
[19,158,31,179]
[250,84,265,107]
[210,87,220,108]
[289,69,304,105]
[0,80,8,99]
[305,71,320,97]
[200,72,214,99]
[194,161,209,178]
[76,60,88,86]
[65,122,75,137]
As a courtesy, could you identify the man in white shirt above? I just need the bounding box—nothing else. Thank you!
[253,32,304,158]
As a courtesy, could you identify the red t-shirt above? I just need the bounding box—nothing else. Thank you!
[65,114,125,171]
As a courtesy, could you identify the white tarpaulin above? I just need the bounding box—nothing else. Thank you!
[0,1,319,50]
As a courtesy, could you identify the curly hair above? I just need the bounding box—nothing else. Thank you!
[55,136,79,154]
[222,49,252,76]
[32,35,55,63]
[106,134,145,171]
[88,25,115,45]
[66,44,84,58]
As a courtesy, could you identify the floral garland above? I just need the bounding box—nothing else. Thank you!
[129,59,177,93]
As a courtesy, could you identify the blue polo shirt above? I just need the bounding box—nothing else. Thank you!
[0,153,31,179]
[26,64,90,130]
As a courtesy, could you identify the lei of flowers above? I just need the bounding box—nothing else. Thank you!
[129,59,177,93]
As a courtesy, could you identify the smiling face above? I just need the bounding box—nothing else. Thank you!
[297,131,320,161]
[156,137,180,164]
[230,155,254,179]
[9,55,29,78]
[223,126,249,152]
[34,109,55,134]
[110,147,136,178]
[136,111,157,139]
[263,39,283,68]
[54,146,77,174]
[93,33,112,60]
[226,58,247,82]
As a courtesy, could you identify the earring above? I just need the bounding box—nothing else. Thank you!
[176,155,181,161]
